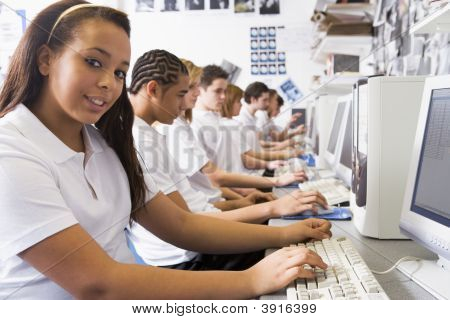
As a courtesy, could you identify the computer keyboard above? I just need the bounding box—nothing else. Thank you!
[299,178,350,206]
[316,169,335,179]
[286,237,389,300]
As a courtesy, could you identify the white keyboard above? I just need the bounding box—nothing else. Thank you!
[299,178,350,205]
[316,169,335,179]
[287,237,389,300]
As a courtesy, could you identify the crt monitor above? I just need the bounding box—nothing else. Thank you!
[399,76,450,299]
[323,98,348,168]
[336,101,352,187]
[290,108,306,129]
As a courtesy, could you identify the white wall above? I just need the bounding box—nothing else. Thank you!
[123,0,324,124]
[2,0,324,125]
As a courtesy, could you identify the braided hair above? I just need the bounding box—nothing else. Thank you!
[129,49,188,94]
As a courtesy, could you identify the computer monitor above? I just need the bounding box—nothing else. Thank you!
[305,104,320,156]
[352,78,368,206]
[350,76,426,239]
[323,97,349,169]
[290,108,306,129]
[398,76,450,299]
[335,101,352,187]
[306,106,315,140]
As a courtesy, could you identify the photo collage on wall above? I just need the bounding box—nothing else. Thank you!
[135,0,280,14]
[250,26,286,76]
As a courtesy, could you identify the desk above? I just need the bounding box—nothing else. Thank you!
[260,188,438,300]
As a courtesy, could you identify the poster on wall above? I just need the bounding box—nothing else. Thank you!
[135,0,155,12]
[279,78,303,104]
[210,0,229,10]
[249,25,285,75]
[221,59,241,84]
[185,0,204,10]
[162,0,180,11]
[235,0,255,13]
[259,0,280,15]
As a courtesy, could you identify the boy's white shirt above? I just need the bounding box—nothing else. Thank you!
[157,117,223,203]
[130,116,220,266]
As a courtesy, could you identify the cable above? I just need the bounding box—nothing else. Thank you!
[370,256,422,275]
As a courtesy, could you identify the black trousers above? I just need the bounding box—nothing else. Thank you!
[258,168,275,193]
[161,250,265,271]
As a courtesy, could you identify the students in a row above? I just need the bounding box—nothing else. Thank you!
[258,89,303,150]
[191,66,303,181]
[0,1,331,299]
[162,60,308,197]
[128,49,328,269]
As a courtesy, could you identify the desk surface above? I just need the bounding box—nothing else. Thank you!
[261,189,438,300]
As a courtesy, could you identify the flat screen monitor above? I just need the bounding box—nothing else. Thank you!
[399,76,450,299]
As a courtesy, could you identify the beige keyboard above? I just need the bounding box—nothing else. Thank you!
[299,178,349,205]
[287,237,389,300]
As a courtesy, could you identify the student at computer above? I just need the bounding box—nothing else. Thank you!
[161,60,308,199]
[0,1,331,299]
[236,82,302,155]
[191,66,302,177]
[266,91,306,143]
[258,89,303,150]
[233,80,303,161]
[128,49,329,269]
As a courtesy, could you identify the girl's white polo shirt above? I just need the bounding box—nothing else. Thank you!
[0,104,158,299]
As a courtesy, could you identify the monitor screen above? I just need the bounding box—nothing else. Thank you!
[340,102,352,169]
[327,102,346,154]
[357,84,368,157]
[307,107,315,139]
[411,88,450,227]
[290,108,306,128]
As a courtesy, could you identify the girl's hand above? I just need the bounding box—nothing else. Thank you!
[276,170,308,186]
[271,190,328,218]
[282,218,333,244]
[267,160,287,170]
[246,246,327,296]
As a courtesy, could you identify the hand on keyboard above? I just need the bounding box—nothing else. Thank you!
[248,246,328,296]
[299,178,350,206]
[282,218,332,243]
[267,160,287,170]
[285,237,389,300]
[272,190,329,218]
[276,170,308,187]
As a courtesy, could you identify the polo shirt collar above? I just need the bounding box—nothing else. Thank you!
[6,104,103,164]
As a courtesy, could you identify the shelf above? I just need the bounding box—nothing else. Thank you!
[410,3,450,34]
[324,3,376,18]
[312,74,362,95]
[311,35,372,64]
